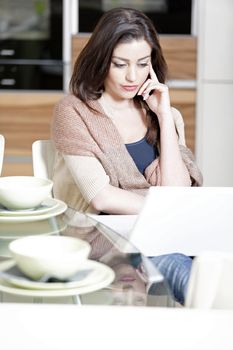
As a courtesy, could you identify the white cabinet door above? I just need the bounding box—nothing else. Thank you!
[199,0,233,81]
[196,83,233,186]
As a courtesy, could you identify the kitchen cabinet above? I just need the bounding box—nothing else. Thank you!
[0,93,64,176]
[196,83,233,186]
[196,0,233,185]
[170,88,196,153]
[199,0,233,81]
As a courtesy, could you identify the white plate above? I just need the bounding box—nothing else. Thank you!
[0,260,115,297]
[0,199,67,223]
[0,198,59,216]
[0,259,110,290]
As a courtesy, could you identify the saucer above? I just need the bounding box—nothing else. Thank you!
[0,199,67,223]
[0,259,115,294]
[0,198,59,216]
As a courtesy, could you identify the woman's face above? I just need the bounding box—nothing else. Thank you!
[104,39,152,100]
[111,263,147,306]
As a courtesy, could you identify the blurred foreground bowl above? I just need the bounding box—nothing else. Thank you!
[9,235,91,280]
[0,176,53,210]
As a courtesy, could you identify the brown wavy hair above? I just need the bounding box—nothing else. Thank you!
[70,7,168,144]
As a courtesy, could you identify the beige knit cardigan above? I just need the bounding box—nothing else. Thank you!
[52,94,203,194]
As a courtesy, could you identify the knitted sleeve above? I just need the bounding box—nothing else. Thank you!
[171,107,186,146]
[63,155,110,203]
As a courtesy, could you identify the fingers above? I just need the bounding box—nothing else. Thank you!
[137,64,162,100]
[140,83,168,101]
[137,79,152,96]
[138,77,168,100]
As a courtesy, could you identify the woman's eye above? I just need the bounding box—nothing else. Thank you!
[113,63,126,68]
[138,63,149,68]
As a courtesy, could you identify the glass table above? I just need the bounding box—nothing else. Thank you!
[0,207,173,307]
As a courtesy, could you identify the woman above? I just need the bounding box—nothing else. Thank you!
[52,8,202,304]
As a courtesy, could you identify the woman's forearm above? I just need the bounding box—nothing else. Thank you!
[159,115,191,186]
[91,184,145,214]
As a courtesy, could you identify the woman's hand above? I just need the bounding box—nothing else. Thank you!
[137,65,191,186]
[137,64,172,121]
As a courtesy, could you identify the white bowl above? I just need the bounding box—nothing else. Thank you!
[9,235,91,280]
[0,176,53,210]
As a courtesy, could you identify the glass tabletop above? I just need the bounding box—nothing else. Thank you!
[0,207,173,307]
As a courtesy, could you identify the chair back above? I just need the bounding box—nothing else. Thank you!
[0,134,5,176]
[32,140,55,180]
[185,251,233,309]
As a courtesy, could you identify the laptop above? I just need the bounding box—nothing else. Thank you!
[127,186,233,256]
[89,186,233,256]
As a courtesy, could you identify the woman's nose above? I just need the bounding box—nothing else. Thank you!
[126,67,136,82]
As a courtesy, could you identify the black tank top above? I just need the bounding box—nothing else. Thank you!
[125,136,158,175]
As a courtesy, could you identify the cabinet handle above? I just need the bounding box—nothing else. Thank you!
[0,49,15,56]
[0,79,16,86]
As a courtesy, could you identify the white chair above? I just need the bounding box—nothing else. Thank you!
[32,139,55,180]
[0,134,5,176]
[31,140,82,304]
[185,251,233,309]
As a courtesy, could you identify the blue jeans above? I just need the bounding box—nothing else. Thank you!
[149,253,192,305]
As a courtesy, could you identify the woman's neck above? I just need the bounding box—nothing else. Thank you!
[101,92,134,110]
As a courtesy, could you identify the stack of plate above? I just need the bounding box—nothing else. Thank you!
[0,198,68,224]
[0,259,115,298]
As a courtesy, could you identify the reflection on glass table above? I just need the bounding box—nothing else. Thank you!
[0,216,67,257]
[61,208,173,307]
[0,208,173,307]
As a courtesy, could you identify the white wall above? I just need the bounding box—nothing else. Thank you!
[196,0,233,186]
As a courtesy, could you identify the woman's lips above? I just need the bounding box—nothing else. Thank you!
[119,276,136,282]
[121,85,138,91]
